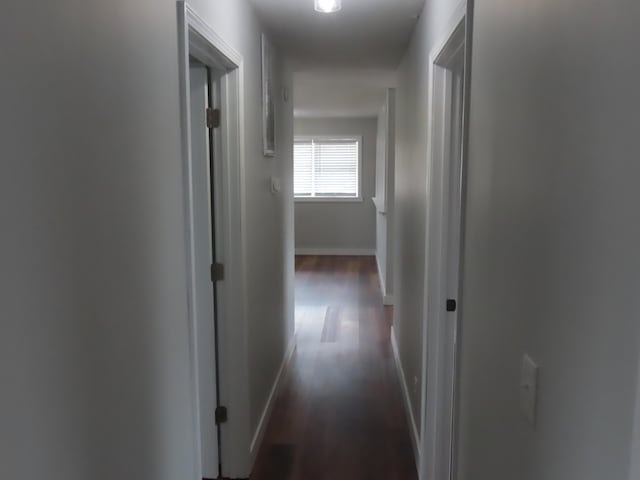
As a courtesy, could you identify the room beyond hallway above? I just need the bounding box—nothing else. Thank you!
[250,256,417,480]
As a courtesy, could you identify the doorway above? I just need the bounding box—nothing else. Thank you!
[419,8,470,480]
[178,3,250,478]
[189,59,222,479]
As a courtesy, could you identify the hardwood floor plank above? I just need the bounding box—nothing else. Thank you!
[320,306,341,343]
[250,255,418,480]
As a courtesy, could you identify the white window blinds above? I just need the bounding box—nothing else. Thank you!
[294,137,360,198]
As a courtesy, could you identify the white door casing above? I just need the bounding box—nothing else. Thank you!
[178,2,251,478]
[419,3,469,480]
[189,62,219,479]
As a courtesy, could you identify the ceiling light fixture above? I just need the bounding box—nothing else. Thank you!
[314,0,341,13]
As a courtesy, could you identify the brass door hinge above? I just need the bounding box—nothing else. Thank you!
[206,107,221,128]
[211,263,224,282]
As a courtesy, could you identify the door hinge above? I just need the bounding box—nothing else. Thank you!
[206,107,221,129]
[215,406,228,425]
[210,263,224,282]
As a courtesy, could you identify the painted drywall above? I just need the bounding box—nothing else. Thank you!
[294,117,377,253]
[293,69,396,118]
[246,49,296,455]
[393,0,463,440]
[630,374,640,480]
[0,1,293,479]
[454,0,640,478]
[374,89,396,302]
[281,66,297,395]
[375,105,389,289]
[396,0,640,478]
[252,0,424,70]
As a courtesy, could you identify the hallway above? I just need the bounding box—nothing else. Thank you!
[250,256,417,480]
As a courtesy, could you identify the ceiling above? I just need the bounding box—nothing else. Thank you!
[293,69,397,118]
[250,0,424,117]
[251,0,425,69]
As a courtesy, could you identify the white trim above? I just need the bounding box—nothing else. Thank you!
[294,112,380,120]
[419,4,468,480]
[177,3,250,478]
[183,4,242,66]
[295,197,363,203]
[376,254,386,294]
[295,248,375,256]
[372,196,387,214]
[249,336,297,464]
[391,326,420,470]
[375,254,394,305]
[294,134,362,141]
[429,2,468,67]
[630,364,640,480]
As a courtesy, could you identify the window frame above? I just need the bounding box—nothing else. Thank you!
[293,135,364,203]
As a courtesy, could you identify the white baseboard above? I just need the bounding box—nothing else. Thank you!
[375,255,395,306]
[295,247,376,256]
[249,335,297,464]
[391,326,420,471]
[375,254,386,292]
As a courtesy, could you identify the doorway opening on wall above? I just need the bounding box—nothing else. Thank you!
[419,6,470,480]
[248,92,416,477]
[177,3,250,478]
[292,133,364,335]
[188,57,223,480]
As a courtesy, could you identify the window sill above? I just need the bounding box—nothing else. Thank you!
[295,197,364,204]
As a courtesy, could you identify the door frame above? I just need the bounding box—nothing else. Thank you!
[188,61,220,479]
[418,2,472,479]
[631,353,640,480]
[177,3,251,478]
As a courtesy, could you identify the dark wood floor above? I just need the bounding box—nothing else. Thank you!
[250,255,418,480]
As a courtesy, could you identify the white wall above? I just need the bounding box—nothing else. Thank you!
[456,0,640,478]
[0,1,293,479]
[374,89,396,303]
[294,117,377,254]
[281,63,297,404]
[247,50,295,449]
[631,374,640,480]
[396,0,640,478]
[393,0,463,439]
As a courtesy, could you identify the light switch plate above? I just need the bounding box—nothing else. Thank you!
[520,354,539,426]
[270,176,281,195]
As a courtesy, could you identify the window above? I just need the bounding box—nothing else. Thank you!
[294,136,361,200]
